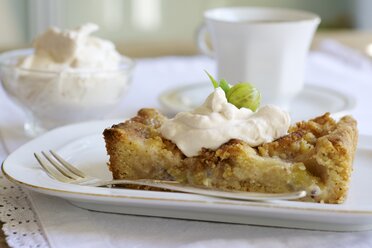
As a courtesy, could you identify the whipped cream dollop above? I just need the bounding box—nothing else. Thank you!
[18,23,121,71]
[160,88,290,157]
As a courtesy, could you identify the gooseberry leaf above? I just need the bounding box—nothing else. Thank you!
[219,79,230,95]
[205,70,219,89]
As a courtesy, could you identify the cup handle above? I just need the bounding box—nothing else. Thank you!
[197,24,214,58]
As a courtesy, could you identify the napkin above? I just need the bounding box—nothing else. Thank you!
[1,46,372,248]
[317,39,372,73]
[306,39,372,87]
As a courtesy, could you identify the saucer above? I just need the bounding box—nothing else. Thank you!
[159,83,356,121]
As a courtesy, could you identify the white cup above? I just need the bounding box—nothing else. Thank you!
[198,7,320,108]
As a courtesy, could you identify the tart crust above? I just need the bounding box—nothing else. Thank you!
[103,109,358,203]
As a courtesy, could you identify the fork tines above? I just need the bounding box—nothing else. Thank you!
[34,150,85,182]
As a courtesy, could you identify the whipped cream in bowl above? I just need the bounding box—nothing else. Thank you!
[161,87,290,157]
[0,23,134,136]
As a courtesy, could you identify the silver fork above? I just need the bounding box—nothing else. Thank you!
[34,150,307,201]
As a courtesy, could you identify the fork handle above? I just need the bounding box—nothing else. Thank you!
[85,179,307,201]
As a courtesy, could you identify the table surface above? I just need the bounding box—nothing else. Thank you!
[0,29,371,248]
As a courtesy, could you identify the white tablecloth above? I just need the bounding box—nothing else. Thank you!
[1,41,372,248]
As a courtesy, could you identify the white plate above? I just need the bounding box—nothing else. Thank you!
[2,120,372,231]
[159,83,356,121]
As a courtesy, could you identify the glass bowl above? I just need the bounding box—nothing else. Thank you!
[0,49,134,136]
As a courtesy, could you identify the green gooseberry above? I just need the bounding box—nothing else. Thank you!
[226,83,261,111]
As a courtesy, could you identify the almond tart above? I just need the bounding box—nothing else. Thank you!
[103,109,358,203]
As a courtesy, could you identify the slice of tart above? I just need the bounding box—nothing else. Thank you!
[103,108,358,204]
